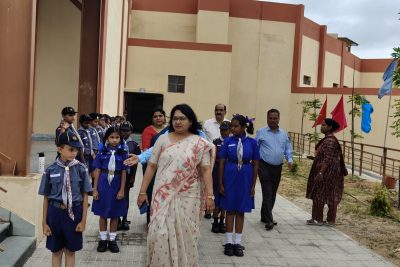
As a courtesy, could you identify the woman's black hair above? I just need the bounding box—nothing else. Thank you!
[150,108,166,125]
[232,115,254,135]
[102,127,125,155]
[324,118,340,133]
[169,104,202,135]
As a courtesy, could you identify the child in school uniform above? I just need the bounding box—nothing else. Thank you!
[38,131,92,267]
[78,114,95,170]
[211,121,231,234]
[118,121,141,231]
[219,115,260,257]
[92,127,130,253]
[88,113,101,155]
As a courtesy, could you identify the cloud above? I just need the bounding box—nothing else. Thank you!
[261,0,400,58]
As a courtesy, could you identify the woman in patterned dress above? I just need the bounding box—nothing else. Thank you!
[137,104,215,266]
[306,118,348,226]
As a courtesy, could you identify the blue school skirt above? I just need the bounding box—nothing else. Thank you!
[219,161,254,213]
[92,171,127,218]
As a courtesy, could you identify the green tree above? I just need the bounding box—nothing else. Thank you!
[389,46,400,137]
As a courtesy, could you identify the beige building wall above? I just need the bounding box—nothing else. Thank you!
[125,46,232,121]
[323,51,341,87]
[0,175,44,244]
[227,17,263,126]
[343,66,361,88]
[33,0,81,134]
[360,73,384,88]
[255,20,295,131]
[196,10,229,44]
[102,0,125,115]
[299,36,319,87]
[228,18,295,131]
[130,10,196,41]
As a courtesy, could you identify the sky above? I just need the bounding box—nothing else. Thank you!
[263,0,400,59]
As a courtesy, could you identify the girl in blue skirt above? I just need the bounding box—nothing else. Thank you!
[219,115,260,257]
[92,127,129,253]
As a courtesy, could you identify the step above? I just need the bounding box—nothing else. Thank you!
[0,222,11,243]
[0,236,36,267]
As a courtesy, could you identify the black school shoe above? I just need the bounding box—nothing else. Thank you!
[204,213,212,219]
[265,222,274,231]
[224,243,234,256]
[234,244,244,257]
[108,240,120,253]
[97,240,108,252]
[211,222,219,233]
[219,222,226,233]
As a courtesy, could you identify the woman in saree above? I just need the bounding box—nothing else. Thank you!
[137,104,215,266]
[306,118,348,226]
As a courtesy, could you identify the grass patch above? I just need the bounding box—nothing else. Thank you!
[278,159,400,266]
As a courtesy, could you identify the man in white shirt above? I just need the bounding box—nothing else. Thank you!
[203,104,230,142]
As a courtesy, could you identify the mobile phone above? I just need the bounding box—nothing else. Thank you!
[139,202,148,214]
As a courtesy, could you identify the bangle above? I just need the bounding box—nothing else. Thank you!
[139,192,147,195]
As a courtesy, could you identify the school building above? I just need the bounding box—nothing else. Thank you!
[0,0,397,251]
[1,0,397,173]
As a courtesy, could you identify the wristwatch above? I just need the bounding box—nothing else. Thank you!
[207,195,215,200]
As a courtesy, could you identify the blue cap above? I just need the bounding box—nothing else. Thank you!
[219,121,231,130]
[57,131,82,148]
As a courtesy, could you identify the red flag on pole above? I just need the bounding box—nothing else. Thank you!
[312,97,327,128]
[331,95,347,133]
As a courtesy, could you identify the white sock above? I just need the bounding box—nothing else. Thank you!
[234,233,242,245]
[99,231,108,241]
[225,232,233,244]
[109,232,117,241]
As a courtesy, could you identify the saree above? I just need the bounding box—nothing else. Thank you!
[147,134,215,267]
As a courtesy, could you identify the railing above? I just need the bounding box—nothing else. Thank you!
[288,132,400,179]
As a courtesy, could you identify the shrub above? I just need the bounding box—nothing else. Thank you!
[370,185,392,217]
[289,161,299,175]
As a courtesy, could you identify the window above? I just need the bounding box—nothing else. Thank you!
[303,75,311,85]
[333,83,339,88]
[168,75,185,93]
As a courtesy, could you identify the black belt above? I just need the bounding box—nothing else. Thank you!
[228,160,252,164]
[100,169,122,175]
[261,159,282,167]
[49,200,82,210]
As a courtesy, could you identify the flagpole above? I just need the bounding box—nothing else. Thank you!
[382,90,392,180]
[351,57,355,177]
[383,93,392,148]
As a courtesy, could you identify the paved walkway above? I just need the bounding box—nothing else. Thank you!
[26,141,393,266]
[25,167,393,267]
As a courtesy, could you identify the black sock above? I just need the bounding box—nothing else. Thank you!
[213,218,218,224]
[219,218,225,224]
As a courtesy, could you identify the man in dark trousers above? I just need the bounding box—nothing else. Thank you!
[255,109,293,231]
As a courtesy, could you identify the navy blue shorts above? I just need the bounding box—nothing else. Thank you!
[46,204,83,253]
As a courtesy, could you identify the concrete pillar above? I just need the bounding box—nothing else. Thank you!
[78,0,102,115]
[0,0,37,175]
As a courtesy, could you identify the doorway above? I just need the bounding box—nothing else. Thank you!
[124,92,164,133]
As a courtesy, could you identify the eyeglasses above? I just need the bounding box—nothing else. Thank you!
[153,115,164,118]
[172,116,188,122]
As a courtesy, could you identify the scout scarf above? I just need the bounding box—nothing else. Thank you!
[107,149,116,185]
[237,137,243,170]
[57,158,80,221]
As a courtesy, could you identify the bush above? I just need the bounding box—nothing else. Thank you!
[289,161,299,175]
[370,185,392,217]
